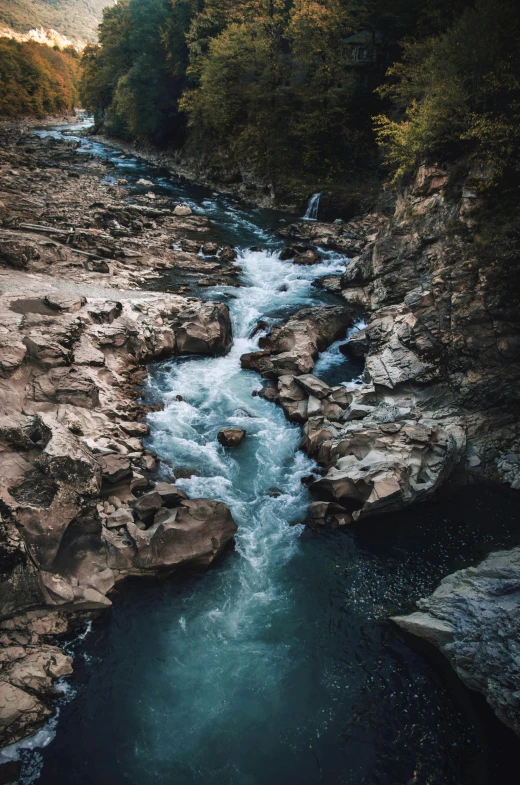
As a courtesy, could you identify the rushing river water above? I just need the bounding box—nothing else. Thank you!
[8,122,520,785]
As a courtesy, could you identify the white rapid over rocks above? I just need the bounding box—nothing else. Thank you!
[115,247,350,783]
[148,247,346,595]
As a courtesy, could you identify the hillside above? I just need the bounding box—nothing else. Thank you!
[0,0,114,42]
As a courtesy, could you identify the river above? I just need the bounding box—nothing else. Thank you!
[9,122,520,785]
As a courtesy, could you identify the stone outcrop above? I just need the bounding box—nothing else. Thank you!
[393,547,520,737]
[241,306,354,378]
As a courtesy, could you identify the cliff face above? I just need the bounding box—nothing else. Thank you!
[276,164,520,515]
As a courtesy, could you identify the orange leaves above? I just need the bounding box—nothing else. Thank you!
[0,39,81,117]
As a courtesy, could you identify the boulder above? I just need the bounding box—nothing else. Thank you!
[393,547,520,737]
[293,249,321,265]
[154,482,188,507]
[340,329,368,358]
[217,428,246,448]
[220,245,237,262]
[87,301,122,324]
[343,403,376,421]
[202,242,219,256]
[125,498,237,571]
[36,414,101,495]
[131,491,163,521]
[105,508,134,528]
[280,246,297,260]
[98,454,132,484]
[295,374,333,400]
[242,306,353,380]
[43,293,86,313]
[175,302,232,356]
[173,204,192,216]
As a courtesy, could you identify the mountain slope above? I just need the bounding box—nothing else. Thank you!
[0,0,114,42]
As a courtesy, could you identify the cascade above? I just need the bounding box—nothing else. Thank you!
[302,191,322,220]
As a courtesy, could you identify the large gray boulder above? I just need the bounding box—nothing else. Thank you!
[393,547,520,737]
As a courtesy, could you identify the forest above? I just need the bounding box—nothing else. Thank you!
[0,37,81,117]
[79,0,520,207]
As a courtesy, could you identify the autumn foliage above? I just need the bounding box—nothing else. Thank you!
[0,38,81,117]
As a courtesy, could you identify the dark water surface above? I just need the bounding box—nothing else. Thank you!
[11,122,520,785]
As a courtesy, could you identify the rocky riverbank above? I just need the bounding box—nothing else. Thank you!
[0,125,239,748]
[91,131,283,211]
[261,164,520,517]
[252,164,520,732]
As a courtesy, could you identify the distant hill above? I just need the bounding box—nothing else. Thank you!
[0,0,114,42]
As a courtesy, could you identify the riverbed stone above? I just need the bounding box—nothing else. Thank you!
[173,204,192,216]
[218,428,246,448]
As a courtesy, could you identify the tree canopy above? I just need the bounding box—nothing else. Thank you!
[79,0,520,203]
[0,38,81,117]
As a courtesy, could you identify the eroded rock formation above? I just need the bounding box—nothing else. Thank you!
[393,547,520,737]
[241,306,354,378]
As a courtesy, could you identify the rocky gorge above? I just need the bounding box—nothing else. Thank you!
[0,120,519,783]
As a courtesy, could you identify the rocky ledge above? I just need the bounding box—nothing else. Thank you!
[393,547,520,737]
[0,125,238,748]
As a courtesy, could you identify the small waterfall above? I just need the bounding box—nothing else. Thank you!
[302,191,322,221]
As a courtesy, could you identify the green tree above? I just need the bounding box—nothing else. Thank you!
[375,0,520,184]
